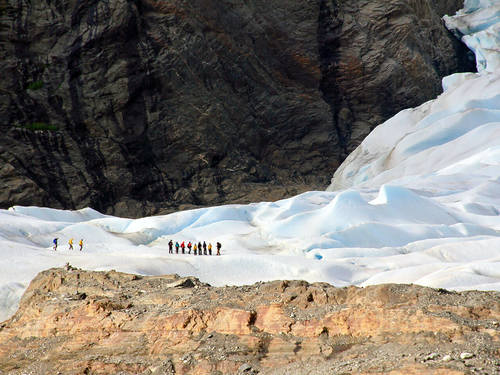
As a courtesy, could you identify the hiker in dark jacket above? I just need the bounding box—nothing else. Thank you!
[216,242,222,256]
[168,240,173,254]
[198,242,204,255]
[203,241,207,255]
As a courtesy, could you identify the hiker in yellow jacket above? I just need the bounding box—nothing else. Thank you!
[68,238,74,250]
[79,239,83,251]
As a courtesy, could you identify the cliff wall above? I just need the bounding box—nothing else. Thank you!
[0,0,474,216]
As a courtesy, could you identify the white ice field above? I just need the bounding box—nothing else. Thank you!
[1,0,500,321]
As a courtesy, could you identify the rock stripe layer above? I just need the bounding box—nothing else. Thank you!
[0,267,498,374]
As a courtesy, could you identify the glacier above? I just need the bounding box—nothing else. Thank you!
[0,1,500,322]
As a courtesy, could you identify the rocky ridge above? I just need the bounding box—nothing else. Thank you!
[0,267,498,374]
[0,0,475,217]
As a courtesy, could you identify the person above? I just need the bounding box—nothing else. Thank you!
[198,241,203,255]
[216,241,221,256]
[193,243,197,255]
[208,242,212,256]
[53,238,58,251]
[187,241,192,254]
[79,239,83,251]
[168,240,173,254]
[68,238,74,250]
[181,241,185,254]
[203,241,207,255]
[175,241,180,254]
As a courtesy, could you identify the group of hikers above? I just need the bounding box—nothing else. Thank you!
[168,240,222,256]
[52,238,83,251]
[51,237,221,255]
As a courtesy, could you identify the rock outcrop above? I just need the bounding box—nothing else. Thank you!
[0,0,474,217]
[0,267,498,374]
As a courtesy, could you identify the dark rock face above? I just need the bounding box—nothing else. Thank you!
[0,0,474,217]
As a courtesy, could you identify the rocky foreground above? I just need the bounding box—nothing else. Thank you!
[0,267,498,375]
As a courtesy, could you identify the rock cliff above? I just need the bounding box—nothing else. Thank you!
[0,0,474,217]
[0,267,498,374]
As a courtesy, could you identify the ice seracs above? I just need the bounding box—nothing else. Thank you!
[444,0,500,73]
